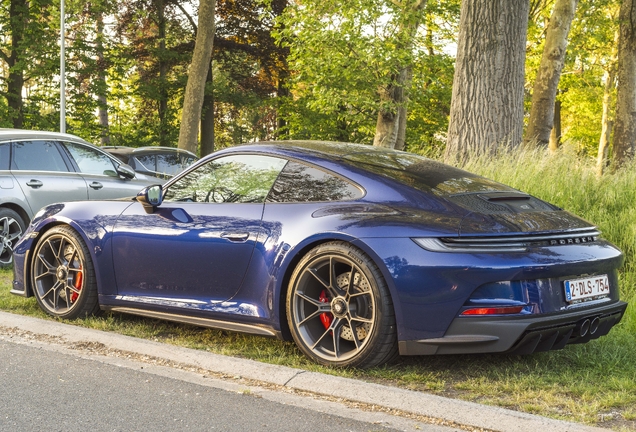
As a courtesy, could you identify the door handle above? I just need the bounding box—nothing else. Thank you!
[221,232,250,242]
[89,182,104,190]
[26,179,43,188]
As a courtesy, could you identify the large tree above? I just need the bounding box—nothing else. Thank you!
[596,28,619,176]
[525,0,578,149]
[372,0,427,150]
[2,0,28,128]
[612,0,636,167]
[178,0,216,154]
[0,0,59,130]
[445,0,530,160]
[113,0,194,147]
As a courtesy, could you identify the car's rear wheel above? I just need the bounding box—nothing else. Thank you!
[0,208,26,268]
[31,226,100,319]
[287,242,398,368]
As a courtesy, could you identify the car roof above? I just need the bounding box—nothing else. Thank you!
[231,140,396,163]
[103,146,198,158]
[0,128,90,145]
[228,140,511,198]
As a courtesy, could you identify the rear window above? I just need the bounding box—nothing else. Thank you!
[267,161,363,203]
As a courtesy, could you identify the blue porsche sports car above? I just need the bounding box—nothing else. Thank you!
[11,141,627,368]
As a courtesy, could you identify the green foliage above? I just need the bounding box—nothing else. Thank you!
[525,0,619,155]
[275,0,457,149]
[0,0,59,128]
[0,0,624,164]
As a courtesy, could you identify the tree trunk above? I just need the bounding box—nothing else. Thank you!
[373,68,408,148]
[276,72,290,139]
[395,66,413,151]
[526,0,578,146]
[6,0,28,129]
[96,11,110,145]
[373,0,426,149]
[177,0,216,155]
[445,0,530,161]
[612,0,636,169]
[272,0,290,139]
[157,0,170,146]
[395,89,408,151]
[548,99,561,152]
[200,61,215,157]
[596,31,619,177]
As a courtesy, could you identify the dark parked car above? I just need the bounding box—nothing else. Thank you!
[0,129,158,266]
[11,141,627,368]
[103,146,198,180]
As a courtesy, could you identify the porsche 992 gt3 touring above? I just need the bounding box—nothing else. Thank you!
[11,141,627,368]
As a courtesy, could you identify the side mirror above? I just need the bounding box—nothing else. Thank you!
[137,185,163,213]
[117,163,136,179]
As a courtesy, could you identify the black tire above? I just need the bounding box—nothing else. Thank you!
[287,242,398,368]
[0,208,26,268]
[31,226,100,319]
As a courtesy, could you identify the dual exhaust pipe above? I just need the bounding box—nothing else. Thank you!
[576,316,601,337]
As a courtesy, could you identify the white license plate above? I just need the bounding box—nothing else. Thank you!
[564,274,610,302]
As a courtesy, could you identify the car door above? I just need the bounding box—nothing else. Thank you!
[62,141,152,199]
[111,154,288,307]
[9,140,88,216]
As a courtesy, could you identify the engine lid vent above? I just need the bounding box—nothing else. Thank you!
[448,192,558,214]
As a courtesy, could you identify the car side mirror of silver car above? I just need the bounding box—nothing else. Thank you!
[137,185,163,214]
[117,163,136,179]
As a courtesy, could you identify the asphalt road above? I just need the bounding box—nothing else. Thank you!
[0,339,445,432]
[0,312,609,432]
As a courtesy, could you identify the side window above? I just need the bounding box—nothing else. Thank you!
[0,142,9,170]
[267,161,363,203]
[64,142,117,176]
[181,155,197,167]
[135,154,156,171]
[164,154,287,204]
[157,153,182,176]
[11,140,69,172]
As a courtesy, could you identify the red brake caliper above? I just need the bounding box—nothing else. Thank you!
[70,266,82,303]
[319,290,333,329]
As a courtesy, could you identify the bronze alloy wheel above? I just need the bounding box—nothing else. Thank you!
[287,242,397,368]
[31,226,100,319]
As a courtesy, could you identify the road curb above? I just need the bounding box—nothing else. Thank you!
[0,311,608,432]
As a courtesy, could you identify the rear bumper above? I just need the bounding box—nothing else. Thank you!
[399,300,627,355]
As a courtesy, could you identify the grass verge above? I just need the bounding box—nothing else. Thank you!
[1,148,635,430]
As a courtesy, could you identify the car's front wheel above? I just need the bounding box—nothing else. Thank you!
[0,208,26,268]
[31,226,100,319]
[287,242,398,368]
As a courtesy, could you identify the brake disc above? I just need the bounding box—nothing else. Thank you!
[336,272,372,341]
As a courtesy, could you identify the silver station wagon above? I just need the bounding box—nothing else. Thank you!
[0,129,159,266]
